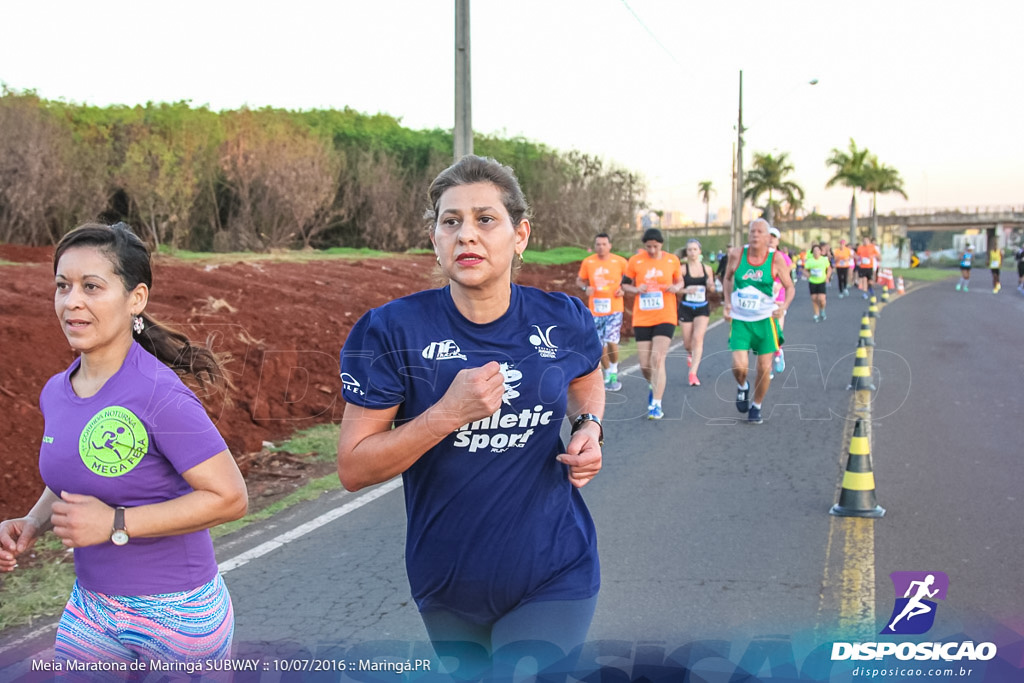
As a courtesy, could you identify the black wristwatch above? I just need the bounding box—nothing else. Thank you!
[571,413,604,446]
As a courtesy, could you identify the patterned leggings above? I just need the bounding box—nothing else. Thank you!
[55,575,234,669]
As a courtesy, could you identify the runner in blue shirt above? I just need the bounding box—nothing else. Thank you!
[338,156,605,679]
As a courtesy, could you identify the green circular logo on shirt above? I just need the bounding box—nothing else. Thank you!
[79,406,149,477]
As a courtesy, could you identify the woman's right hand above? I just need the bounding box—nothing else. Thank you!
[0,517,42,572]
[433,361,506,430]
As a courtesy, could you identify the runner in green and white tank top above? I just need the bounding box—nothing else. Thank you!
[730,245,778,322]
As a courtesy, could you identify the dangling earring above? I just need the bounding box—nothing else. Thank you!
[516,252,524,265]
[133,315,145,334]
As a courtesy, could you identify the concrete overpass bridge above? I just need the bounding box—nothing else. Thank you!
[776,205,1024,234]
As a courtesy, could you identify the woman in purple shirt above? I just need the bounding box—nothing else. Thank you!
[0,223,247,666]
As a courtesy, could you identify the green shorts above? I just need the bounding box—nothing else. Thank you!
[729,317,783,355]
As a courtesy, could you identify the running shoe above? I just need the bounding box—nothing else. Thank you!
[606,379,622,392]
[862,292,869,300]
[648,405,664,420]
[813,314,820,323]
[963,284,969,292]
[773,350,785,374]
[994,284,1001,293]
[688,372,700,386]
[955,283,962,291]
[820,310,827,321]
[747,406,763,424]
[736,385,750,413]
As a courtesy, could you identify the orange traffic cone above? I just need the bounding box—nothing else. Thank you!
[896,277,905,295]
[846,345,876,391]
[830,419,885,518]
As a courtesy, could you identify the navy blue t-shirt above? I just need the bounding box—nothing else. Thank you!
[340,284,602,624]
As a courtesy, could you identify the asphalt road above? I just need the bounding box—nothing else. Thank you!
[2,278,1022,681]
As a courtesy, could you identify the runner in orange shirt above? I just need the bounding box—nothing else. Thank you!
[855,236,881,299]
[623,228,683,420]
[833,239,854,298]
[577,233,629,391]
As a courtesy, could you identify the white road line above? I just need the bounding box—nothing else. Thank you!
[218,478,403,574]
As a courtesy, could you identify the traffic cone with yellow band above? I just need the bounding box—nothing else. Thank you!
[830,419,885,518]
[868,297,880,319]
[858,315,875,347]
[881,286,890,303]
[846,345,876,391]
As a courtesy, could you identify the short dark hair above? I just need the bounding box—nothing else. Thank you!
[426,155,529,229]
[595,233,611,242]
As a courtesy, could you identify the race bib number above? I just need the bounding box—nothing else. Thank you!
[593,297,612,314]
[639,291,664,311]
[810,268,824,279]
[837,259,850,268]
[990,260,999,269]
[685,286,706,303]
[736,292,760,311]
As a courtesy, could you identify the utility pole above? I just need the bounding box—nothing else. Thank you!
[454,0,472,160]
[733,70,744,248]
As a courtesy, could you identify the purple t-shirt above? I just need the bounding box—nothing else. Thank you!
[38,342,228,595]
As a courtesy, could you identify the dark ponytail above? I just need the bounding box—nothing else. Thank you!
[53,222,232,392]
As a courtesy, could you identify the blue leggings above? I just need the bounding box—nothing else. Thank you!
[420,596,598,681]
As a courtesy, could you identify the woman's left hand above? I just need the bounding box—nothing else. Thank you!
[557,424,602,488]
[51,492,113,549]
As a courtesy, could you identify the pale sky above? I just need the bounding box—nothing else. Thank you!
[2,0,1021,222]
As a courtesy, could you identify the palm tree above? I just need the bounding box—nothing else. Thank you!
[825,138,870,244]
[861,155,908,241]
[743,152,804,226]
[697,180,714,233]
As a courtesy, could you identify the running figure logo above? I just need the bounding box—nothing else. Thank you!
[881,571,949,635]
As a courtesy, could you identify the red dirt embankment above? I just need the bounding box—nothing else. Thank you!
[0,246,591,518]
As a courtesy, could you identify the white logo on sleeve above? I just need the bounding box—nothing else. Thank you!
[340,372,365,396]
[422,339,467,361]
[528,324,558,358]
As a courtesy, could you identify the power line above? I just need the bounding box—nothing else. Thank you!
[619,0,683,69]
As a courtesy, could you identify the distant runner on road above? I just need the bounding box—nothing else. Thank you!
[577,233,629,391]
[855,236,880,299]
[956,243,975,292]
[677,238,715,387]
[988,245,1002,293]
[623,228,683,420]
[767,226,791,377]
[805,244,833,322]
[723,219,795,424]
[1016,244,1024,293]
[833,239,854,298]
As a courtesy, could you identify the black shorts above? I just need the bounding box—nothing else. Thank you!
[856,267,873,279]
[1018,262,1024,277]
[677,303,710,322]
[634,323,676,342]
[809,282,827,295]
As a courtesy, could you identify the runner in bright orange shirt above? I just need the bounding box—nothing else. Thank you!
[577,233,629,391]
[623,228,683,420]
[855,236,881,299]
[833,239,854,298]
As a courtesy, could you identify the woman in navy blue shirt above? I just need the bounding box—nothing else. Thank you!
[337,156,605,678]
